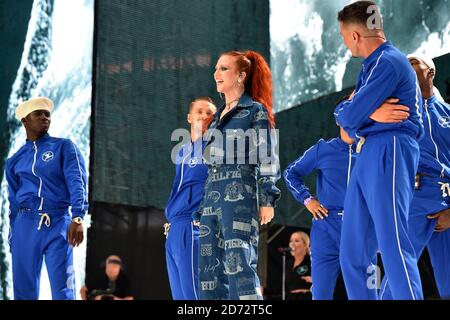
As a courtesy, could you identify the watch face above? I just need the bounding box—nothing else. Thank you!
[73,217,83,224]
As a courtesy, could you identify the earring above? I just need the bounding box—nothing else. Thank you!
[429,69,435,78]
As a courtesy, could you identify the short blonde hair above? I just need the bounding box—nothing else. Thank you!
[292,231,310,255]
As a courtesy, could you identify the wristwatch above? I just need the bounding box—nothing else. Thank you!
[72,217,83,225]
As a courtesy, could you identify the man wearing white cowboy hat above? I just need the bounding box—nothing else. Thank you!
[5,97,88,300]
[378,54,450,300]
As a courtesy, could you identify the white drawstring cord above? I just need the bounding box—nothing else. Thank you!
[439,182,450,198]
[38,213,51,230]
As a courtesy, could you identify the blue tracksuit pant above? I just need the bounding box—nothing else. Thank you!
[11,209,75,300]
[198,164,261,300]
[310,210,344,300]
[340,133,423,300]
[428,228,450,299]
[165,216,199,300]
[380,176,450,299]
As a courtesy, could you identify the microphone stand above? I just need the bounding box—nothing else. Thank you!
[282,251,286,300]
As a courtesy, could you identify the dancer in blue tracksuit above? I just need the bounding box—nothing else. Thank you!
[379,55,450,300]
[6,97,88,300]
[335,2,424,300]
[195,50,280,300]
[284,125,356,300]
[165,97,216,300]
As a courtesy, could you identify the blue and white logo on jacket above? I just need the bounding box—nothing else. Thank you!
[232,109,250,119]
[42,151,54,162]
[189,157,199,168]
[438,116,450,128]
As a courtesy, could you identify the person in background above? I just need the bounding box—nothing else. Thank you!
[81,255,133,300]
[285,231,312,300]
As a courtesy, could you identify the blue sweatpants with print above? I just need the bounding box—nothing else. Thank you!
[310,211,345,300]
[165,216,199,300]
[198,164,262,300]
[380,176,450,299]
[340,133,423,300]
[11,209,75,300]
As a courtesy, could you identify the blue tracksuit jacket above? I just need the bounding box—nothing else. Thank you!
[283,137,355,212]
[6,133,88,223]
[165,139,208,222]
[417,95,450,178]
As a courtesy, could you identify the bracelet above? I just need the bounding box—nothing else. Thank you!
[303,196,314,206]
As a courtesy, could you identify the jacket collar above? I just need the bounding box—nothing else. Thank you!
[26,133,51,146]
[191,136,208,149]
[213,92,254,127]
[218,92,254,111]
[336,137,354,151]
[363,41,392,68]
[236,92,254,108]
[424,95,437,107]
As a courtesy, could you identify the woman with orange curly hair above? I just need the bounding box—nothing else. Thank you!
[193,50,281,300]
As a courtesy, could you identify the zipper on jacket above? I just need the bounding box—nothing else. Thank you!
[347,145,353,186]
[177,143,193,192]
[424,101,445,177]
[32,142,44,210]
